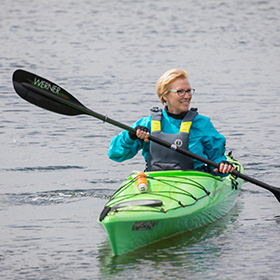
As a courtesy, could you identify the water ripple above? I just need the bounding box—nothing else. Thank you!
[2,165,85,172]
[1,188,113,207]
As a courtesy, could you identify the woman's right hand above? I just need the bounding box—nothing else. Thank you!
[136,126,150,143]
[129,125,150,143]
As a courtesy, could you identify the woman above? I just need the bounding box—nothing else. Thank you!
[108,69,234,175]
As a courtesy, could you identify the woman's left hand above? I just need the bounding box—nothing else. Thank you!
[214,161,234,174]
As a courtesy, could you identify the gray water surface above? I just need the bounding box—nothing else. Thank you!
[1,0,280,279]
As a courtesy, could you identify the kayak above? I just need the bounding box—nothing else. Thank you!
[98,154,244,255]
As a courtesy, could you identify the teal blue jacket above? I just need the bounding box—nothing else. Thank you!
[108,109,227,175]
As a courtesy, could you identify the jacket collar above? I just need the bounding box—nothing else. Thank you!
[164,106,188,120]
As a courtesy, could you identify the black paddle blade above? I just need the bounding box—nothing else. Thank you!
[12,69,85,116]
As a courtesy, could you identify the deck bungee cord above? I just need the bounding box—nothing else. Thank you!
[103,174,214,217]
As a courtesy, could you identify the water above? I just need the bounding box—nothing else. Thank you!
[1,0,280,279]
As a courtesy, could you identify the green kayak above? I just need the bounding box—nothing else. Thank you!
[98,155,244,255]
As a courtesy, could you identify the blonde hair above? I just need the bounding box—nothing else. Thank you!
[156,69,188,104]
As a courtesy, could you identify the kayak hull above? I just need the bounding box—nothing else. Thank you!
[98,156,243,255]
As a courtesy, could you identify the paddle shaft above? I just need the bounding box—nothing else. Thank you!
[13,70,280,202]
[19,83,227,167]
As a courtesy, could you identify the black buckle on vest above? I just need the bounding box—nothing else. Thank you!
[151,107,162,113]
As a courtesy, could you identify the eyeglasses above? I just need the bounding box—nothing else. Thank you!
[170,88,195,96]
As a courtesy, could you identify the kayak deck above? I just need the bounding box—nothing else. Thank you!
[98,156,244,255]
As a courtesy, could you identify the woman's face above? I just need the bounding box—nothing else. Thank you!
[164,78,192,114]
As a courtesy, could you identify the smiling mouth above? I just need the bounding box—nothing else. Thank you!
[181,99,190,104]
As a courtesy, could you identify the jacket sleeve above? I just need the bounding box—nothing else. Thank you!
[108,116,151,162]
[203,121,226,162]
[198,116,228,176]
